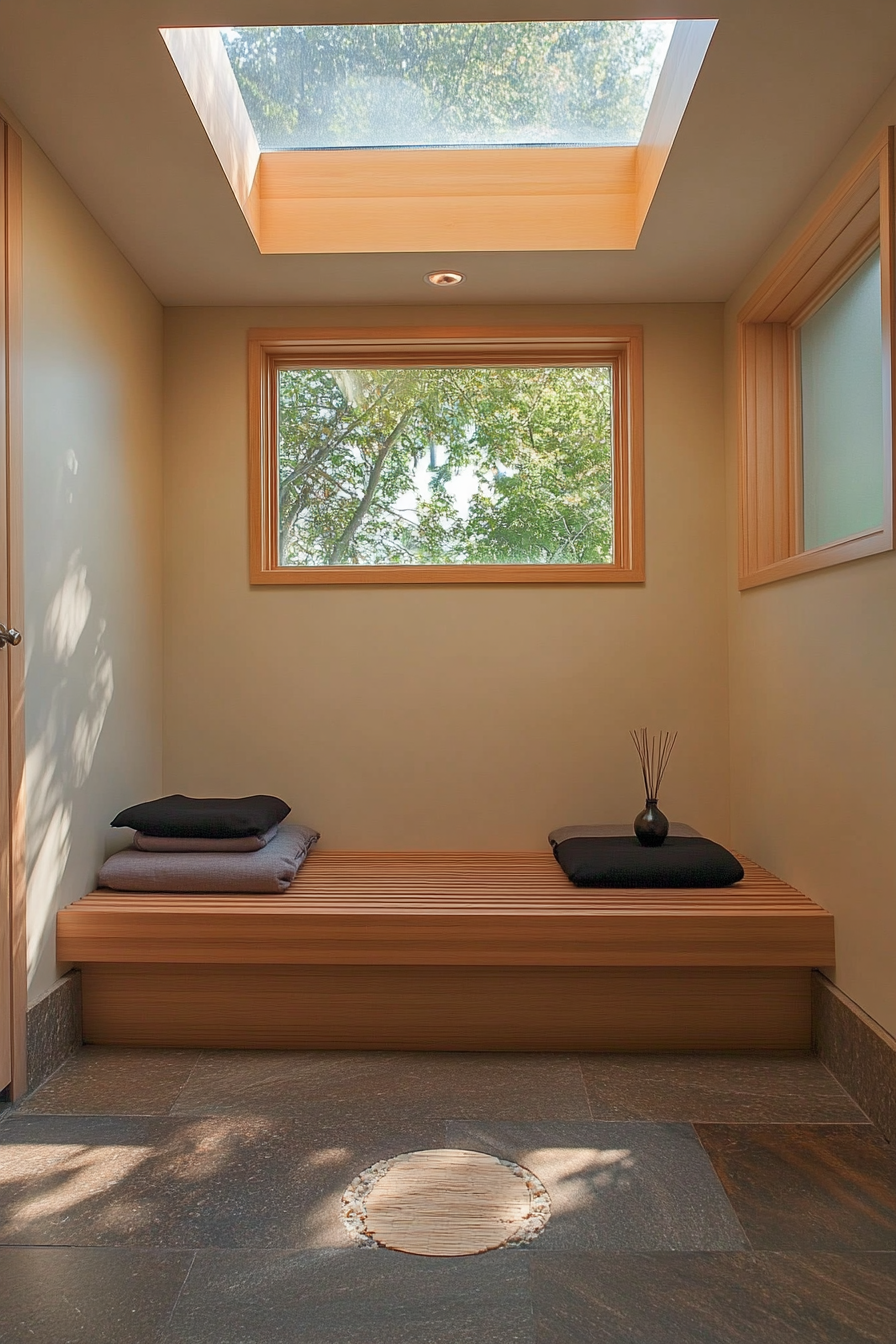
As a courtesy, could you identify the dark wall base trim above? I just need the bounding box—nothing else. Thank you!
[812,971,896,1142]
[24,970,82,1095]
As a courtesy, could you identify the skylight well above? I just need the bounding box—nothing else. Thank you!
[161,18,716,255]
[219,21,676,152]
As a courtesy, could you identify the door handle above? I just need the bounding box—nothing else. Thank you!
[0,624,21,647]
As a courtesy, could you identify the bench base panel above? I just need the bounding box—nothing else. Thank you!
[81,964,811,1051]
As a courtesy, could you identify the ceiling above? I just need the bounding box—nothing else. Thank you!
[0,0,895,307]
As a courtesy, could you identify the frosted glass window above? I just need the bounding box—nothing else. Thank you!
[221,21,676,151]
[800,250,884,550]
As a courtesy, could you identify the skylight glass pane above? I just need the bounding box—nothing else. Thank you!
[221,21,676,151]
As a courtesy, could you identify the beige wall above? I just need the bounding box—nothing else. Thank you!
[725,80,896,1037]
[7,58,894,1042]
[21,131,164,1001]
[163,303,729,850]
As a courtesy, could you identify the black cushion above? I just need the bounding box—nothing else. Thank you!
[552,836,745,888]
[111,794,291,839]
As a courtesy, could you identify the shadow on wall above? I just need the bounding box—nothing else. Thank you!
[25,448,115,986]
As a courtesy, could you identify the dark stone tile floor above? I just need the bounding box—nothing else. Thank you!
[170,1048,593,1122]
[0,1048,893,1343]
[580,1051,870,1123]
[445,1121,748,1251]
[530,1252,896,1344]
[18,1047,200,1116]
[166,1247,535,1344]
[695,1123,896,1251]
[0,1247,193,1344]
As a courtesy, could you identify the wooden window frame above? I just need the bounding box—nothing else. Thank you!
[737,127,895,590]
[249,325,644,586]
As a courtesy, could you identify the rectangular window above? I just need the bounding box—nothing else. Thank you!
[799,249,884,550]
[278,365,614,568]
[250,328,643,585]
[737,128,895,588]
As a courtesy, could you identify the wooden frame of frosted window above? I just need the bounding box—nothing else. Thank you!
[249,326,644,585]
[737,127,895,589]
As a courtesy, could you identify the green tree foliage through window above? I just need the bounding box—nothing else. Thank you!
[277,366,614,567]
[222,21,673,149]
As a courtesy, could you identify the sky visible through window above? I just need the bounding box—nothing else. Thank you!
[277,365,614,567]
[222,21,676,151]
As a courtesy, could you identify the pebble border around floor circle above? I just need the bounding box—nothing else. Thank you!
[342,1148,552,1256]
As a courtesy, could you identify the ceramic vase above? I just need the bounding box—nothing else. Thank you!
[634,798,669,847]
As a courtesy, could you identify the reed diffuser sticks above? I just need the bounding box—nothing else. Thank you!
[629,727,678,802]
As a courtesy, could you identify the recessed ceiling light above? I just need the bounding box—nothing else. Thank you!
[425,270,466,287]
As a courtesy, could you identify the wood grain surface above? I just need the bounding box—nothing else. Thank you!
[58,851,835,968]
[78,964,812,1051]
[360,1149,534,1256]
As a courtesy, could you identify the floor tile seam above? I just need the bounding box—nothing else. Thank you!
[573,1054,595,1122]
[686,1119,878,1127]
[443,1119,698,1127]
[689,1120,756,1254]
[522,1254,538,1344]
[9,1054,74,1114]
[166,1052,206,1115]
[0,1239,347,1252]
[8,1242,894,1260]
[526,1249,896,1262]
[0,1243,200,1255]
[2,1112,882,1124]
[12,1107,186,1118]
[817,1059,875,1123]
[164,1249,197,1328]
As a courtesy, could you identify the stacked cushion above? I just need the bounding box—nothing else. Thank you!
[99,823,319,893]
[103,794,318,892]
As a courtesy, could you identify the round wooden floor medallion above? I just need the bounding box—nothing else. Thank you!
[342,1148,551,1256]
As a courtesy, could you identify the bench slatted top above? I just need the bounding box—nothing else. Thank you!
[57,850,835,968]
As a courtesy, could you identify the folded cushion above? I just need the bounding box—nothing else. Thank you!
[548,822,702,845]
[111,794,290,839]
[98,823,319,893]
[133,825,279,853]
[552,836,744,888]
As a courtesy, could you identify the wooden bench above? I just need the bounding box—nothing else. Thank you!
[57,850,835,1051]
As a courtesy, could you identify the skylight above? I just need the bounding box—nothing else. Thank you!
[219,20,677,152]
[160,18,716,254]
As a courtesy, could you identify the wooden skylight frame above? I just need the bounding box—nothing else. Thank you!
[737,127,896,590]
[162,21,716,255]
[248,325,644,586]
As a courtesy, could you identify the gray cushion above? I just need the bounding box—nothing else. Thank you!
[548,822,702,846]
[98,823,319,893]
[133,825,279,853]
